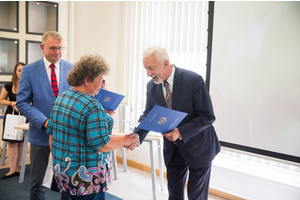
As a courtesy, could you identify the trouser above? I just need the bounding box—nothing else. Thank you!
[166,144,212,200]
[30,144,50,200]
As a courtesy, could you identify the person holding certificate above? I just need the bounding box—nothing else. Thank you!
[130,46,220,200]
[47,53,138,199]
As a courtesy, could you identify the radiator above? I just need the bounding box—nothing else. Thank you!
[210,149,300,200]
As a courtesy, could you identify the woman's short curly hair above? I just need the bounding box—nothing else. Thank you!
[67,53,110,86]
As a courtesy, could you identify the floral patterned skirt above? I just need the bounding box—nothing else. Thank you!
[53,153,112,196]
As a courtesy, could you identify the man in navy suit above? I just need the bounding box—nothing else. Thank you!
[17,31,73,200]
[132,46,220,200]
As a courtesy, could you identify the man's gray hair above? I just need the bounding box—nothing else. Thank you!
[143,46,170,65]
[42,31,63,42]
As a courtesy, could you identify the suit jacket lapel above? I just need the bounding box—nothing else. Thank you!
[38,59,55,98]
[172,66,183,110]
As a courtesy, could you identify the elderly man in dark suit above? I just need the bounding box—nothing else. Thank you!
[132,46,220,200]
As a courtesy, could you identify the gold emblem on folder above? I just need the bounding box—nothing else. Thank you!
[158,117,168,124]
[104,97,111,102]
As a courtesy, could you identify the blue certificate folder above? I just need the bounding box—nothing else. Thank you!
[135,105,187,133]
[94,89,125,110]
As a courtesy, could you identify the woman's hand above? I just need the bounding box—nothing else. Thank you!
[106,110,115,116]
[125,133,140,150]
[11,101,19,112]
[98,134,139,152]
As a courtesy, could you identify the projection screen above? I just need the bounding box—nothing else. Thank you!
[210,1,300,163]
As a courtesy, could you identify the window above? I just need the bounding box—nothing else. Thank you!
[0,1,19,32]
[118,1,209,121]
[26,40,43,64]
[0,38,19,75]
[26,1,58,35]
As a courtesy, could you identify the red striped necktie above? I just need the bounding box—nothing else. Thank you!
[49,64,58,97]
[164,80,172,109]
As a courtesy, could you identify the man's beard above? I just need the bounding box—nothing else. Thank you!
[151,75,163,85]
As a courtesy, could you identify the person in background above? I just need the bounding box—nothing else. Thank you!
[129,46,220,200]
[101,79,108,90]
[47,52,138,200]
[100,79,116,116]
[0,62,26,179]
[17,31,73,200]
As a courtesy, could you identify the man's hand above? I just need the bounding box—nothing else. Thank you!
[125,133,139,150]
[162,128,181,141]
[43,119,49,128]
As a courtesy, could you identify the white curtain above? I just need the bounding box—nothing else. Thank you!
[119,1,209,122]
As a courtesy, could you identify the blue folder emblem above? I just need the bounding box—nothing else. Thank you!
[104,97,111,102]
[158,117,168,124]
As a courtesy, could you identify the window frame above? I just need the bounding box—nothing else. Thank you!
[26,40,43,64]
[26,1,59,35]
[0,1,19,33]
[0,37,19,75]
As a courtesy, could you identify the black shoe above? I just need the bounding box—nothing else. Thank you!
[1,172,18,179]
[15,172,20,175]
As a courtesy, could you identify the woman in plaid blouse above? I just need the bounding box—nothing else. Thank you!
[47,53,138,200]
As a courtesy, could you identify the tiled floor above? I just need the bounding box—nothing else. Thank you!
[0,149,226,200]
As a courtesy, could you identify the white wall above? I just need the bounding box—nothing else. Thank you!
[73,1,123,93]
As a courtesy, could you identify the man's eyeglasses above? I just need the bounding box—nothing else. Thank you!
[48,47,65,51]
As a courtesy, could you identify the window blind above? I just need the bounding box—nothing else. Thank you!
[119,1,209,122]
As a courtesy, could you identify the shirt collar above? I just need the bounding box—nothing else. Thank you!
[43,56,60,69]
[165,64,175,86]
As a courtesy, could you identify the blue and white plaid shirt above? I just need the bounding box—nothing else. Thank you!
[47,89,114,194]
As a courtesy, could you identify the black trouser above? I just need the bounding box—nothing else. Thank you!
[166,144,212,200]
[30,144,50,200]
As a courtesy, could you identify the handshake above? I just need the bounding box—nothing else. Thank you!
[124,133,140,150]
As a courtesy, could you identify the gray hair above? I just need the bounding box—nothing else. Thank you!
[67,53,110,86]
[143,46,170,65]
[42,31,63,42]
